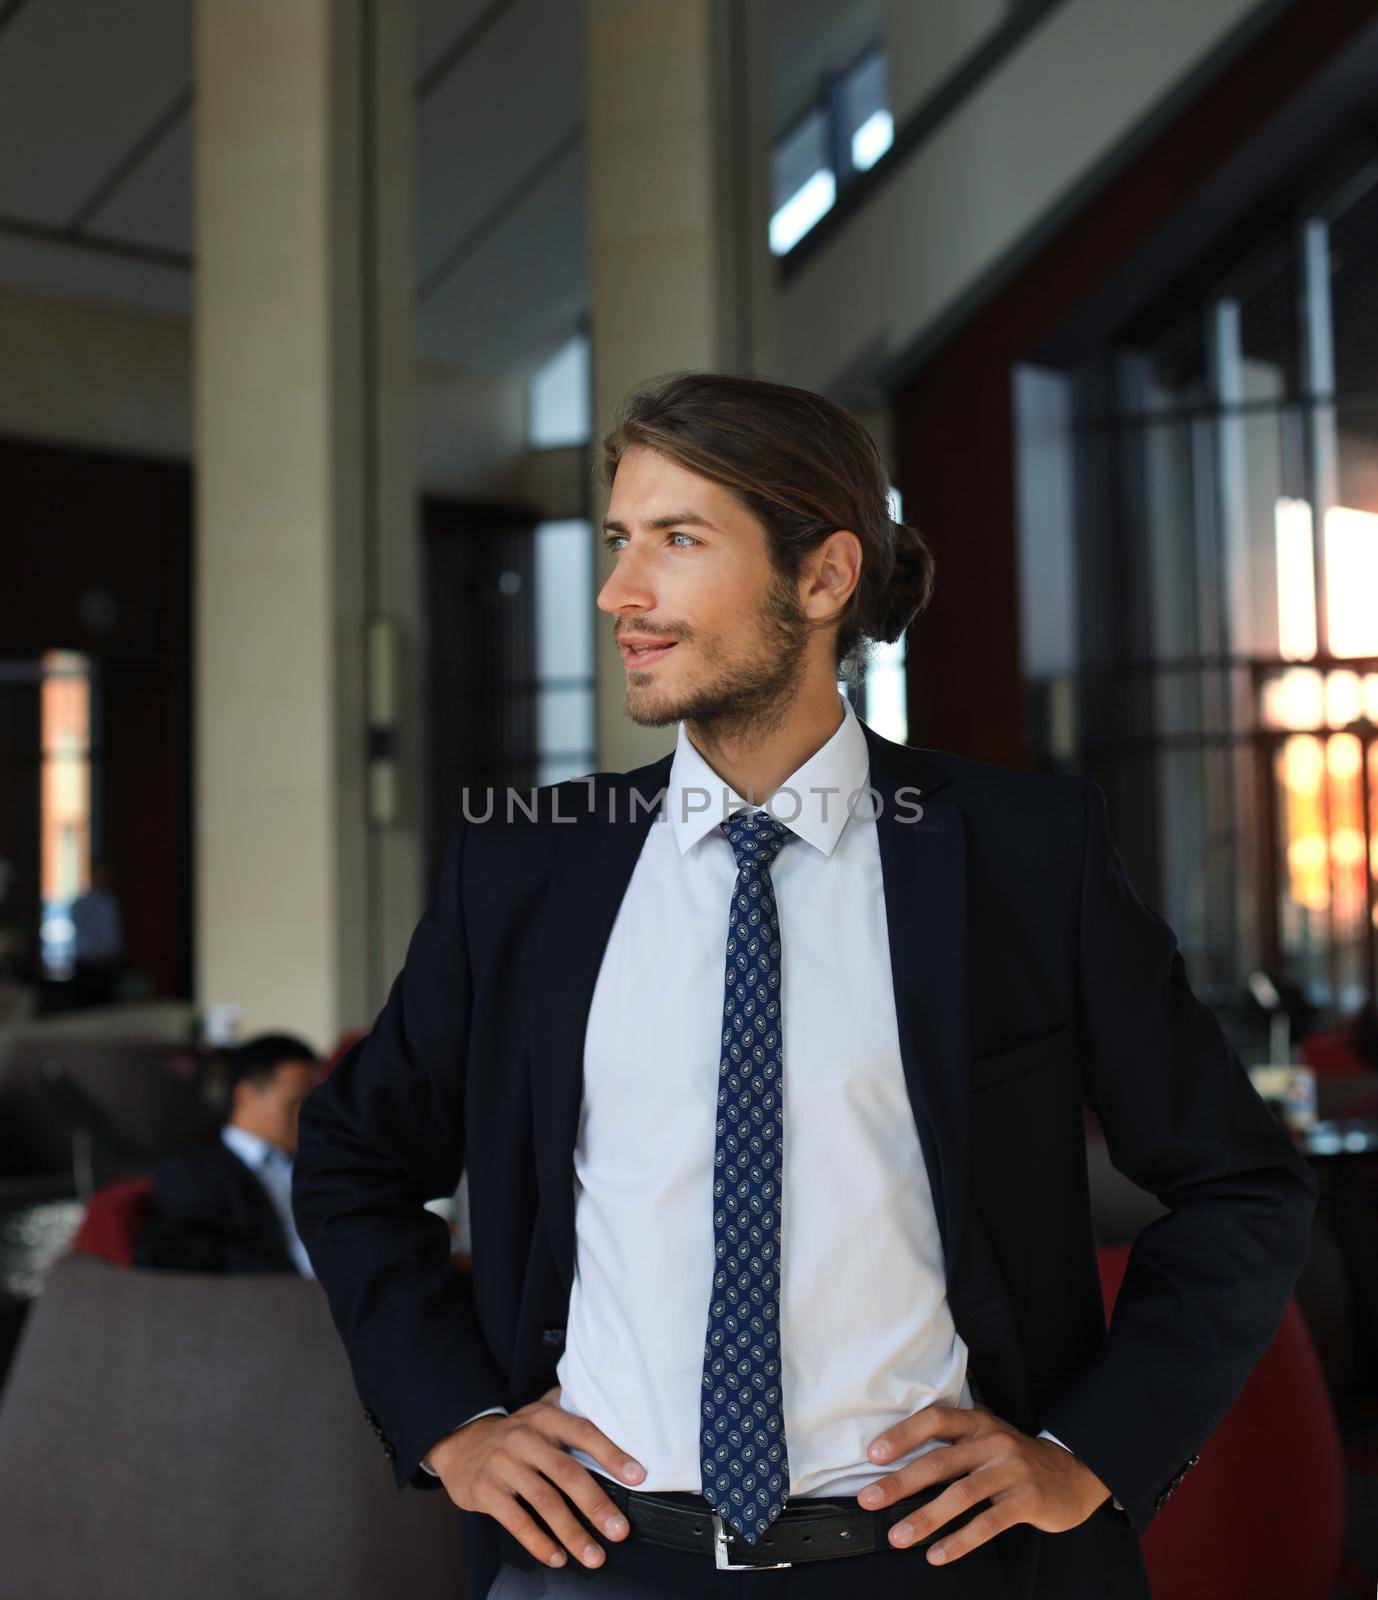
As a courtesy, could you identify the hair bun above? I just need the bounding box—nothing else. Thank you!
[873,519,936,644]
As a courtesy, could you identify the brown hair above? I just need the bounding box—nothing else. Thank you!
[596,370,936,688]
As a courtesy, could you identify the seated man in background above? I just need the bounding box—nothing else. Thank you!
[134,1032,321,1276]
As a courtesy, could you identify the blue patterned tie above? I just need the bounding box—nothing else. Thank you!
[700,808,797,1545]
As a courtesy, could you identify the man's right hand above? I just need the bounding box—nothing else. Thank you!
[423,1385,646,1570]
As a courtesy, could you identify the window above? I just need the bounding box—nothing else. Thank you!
[842,486,909,742]
[534,518,597,786]
[771,107,835,256]
[770,44,891,257]
[526,329,591,449]
[1021,140,1378,1015]
[845,48,893,173]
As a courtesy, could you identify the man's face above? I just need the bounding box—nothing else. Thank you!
[237,1060,319,1156]
[596,446,812,733]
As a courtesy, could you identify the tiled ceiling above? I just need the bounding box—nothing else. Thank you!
[0,0,883,380]
[0,0,587,379]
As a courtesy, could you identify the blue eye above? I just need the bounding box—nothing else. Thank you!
[602,532,699,552]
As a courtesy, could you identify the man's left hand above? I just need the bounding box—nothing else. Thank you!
[857,1402,1112,1564]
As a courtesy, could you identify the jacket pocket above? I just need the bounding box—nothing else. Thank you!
[970,1020,1076,1090]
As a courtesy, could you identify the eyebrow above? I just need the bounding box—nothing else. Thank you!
[601,511,719,535]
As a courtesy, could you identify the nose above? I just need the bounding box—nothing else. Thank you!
[596,549,656,616]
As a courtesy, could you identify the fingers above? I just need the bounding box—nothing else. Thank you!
[886,1466,1020,1561]
[485,1491,574,1572]
[505,1460,615,1569]
[856,1439,981,1510]
[472,1413,642,1571]
[913,1499,1020,1566]
[867,1402,985,1466]
[541,1408,646,1490]
[538,1446,634,1547]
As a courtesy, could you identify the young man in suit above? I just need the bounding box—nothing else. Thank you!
[136,1032,320,1276]
[293,373,1318,1599]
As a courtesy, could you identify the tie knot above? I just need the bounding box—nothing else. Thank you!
[720,809,796,872]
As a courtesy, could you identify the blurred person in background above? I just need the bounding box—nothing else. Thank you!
[69,860,125,1007]
[135,1032,321,1276]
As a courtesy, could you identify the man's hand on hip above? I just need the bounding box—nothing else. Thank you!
[857,1401,1114,1564]
[424,1385,647,1572]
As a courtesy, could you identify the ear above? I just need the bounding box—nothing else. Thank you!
[810,529,863,612]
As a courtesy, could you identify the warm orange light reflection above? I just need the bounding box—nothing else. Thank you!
[1325,671,1363,728]
[1263,667,1375,732]
[39,651,91,905]
[1372,744,1378,928]
[1262,668,1324,731]
[1277,732,1372,932]
[1280,736,1328,912]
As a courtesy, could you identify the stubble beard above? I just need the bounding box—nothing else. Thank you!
[623,572,813,748]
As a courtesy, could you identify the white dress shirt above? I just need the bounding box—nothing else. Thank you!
[426,693,1085,1493]
[220,1123,316,1279]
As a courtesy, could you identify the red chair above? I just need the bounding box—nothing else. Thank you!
[1095,1242,1345,1599]
[68,1175,153,1268]
[1303,1028,1374,1080]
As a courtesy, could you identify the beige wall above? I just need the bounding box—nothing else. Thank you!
[0,286,545,505]
[884,0,1005,121]
[0,287,189,458]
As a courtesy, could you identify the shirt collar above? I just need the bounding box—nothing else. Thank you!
[221,1122,288,1171]
[667,692,870,858]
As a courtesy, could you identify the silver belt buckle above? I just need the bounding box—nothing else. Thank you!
[712,1512,792,1571]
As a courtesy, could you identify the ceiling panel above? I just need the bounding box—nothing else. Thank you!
[413,0,502,86]
[416,0,581,285]
[0,229,189,316]
[86,103,194,255]
[420,135,584,378]
[0,0,190,226]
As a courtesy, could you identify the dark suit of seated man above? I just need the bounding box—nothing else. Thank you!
[134,1032,321,1276]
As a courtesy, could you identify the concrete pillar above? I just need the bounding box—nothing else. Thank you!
[583,0,776,773]
[195,0,420,1050]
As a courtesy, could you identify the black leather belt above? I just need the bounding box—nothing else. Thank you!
[596,1476,991,1570]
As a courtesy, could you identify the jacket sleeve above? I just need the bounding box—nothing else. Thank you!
[291,819,514,1491]
[1033,776,1319,1534]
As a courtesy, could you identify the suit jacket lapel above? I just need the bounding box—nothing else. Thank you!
[529,722,972,1301]
[860,720,972,1286]
[529,759,673,1298]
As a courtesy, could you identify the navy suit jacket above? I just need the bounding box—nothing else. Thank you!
[292,718,1318,1600]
